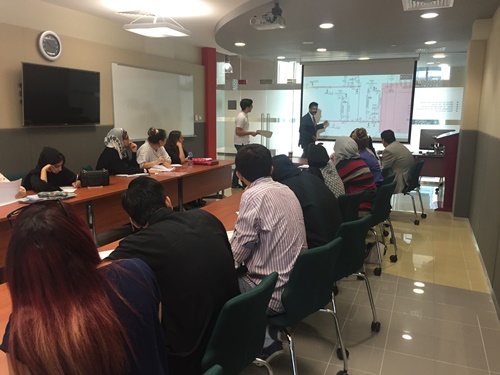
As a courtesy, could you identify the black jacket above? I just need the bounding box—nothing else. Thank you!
[95,147,143,175]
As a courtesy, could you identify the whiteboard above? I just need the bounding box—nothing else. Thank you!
[111,63,194,140]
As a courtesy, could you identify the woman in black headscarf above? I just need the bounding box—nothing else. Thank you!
[24,147,79,192]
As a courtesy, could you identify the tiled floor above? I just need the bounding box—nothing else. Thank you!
[231,183,500,375]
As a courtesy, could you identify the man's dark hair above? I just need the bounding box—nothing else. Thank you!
[235,144,272,183]
[380,129,396,144]
[121,176,167,227]
[309,102,318,109]
[240,98,253,111]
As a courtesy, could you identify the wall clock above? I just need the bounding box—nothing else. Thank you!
[38,31,62,61]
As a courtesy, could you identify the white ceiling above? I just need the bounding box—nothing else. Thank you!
[44,0,500,64]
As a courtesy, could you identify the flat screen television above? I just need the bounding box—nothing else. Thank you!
[22,63,100,126]
[419,129,450,150]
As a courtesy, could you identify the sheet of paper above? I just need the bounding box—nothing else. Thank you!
[116,173,149,177]
[171,164,183,167]
[150,165,176,172]
[99,249,114,259]
[298,164,309,169]
[60,186,77,193]
[0,179,22,206]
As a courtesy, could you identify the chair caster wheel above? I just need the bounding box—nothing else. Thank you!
[421,213,427,219]
[371,321,381,332]
[374,267,382,276]
[414,220,420,225]
[383,230,389,237]
[333,285,339,296]
[390,255,398,263]
[336,347,349,360]
[336,371,348,375]
[390,237,394,244]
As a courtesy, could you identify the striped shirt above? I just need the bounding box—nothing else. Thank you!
[230,177,307,312]
[336,159,377,210]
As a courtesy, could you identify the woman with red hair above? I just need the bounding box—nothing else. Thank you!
[1,201,168,375]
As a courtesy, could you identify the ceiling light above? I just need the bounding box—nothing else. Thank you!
[277,56,286,59]
[420,12,439,19]
[319,23,334,29]
[359,57,370,60]
[234,42,246,47]
[427,62,435,64]
[425,40,437,45]
[316,48,327,52]
[223,56,233,74]
[433,53,446,58]
[123,21,190,37]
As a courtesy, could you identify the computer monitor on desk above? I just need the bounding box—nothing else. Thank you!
[419,129,451,150]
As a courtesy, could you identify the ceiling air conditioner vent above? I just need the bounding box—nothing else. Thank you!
[415,46,446,53]
[402,0,454,11]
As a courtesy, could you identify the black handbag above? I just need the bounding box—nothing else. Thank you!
[80,169,110,187]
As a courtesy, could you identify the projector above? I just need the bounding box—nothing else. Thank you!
[250,14,286,30]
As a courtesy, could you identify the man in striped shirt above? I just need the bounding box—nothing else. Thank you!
[230,144,307,361]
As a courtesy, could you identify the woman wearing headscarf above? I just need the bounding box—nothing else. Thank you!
[307,144,345,198]
[350,128,383,186]
[96,128,144,175]
[333,136,377,209]
[24,147,80,192]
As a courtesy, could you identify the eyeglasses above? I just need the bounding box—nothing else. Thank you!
[7,199,69,229]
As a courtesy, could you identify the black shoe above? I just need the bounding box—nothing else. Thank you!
[259,340,284,362]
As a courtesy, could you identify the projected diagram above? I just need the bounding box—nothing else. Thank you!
[303,75,413,138]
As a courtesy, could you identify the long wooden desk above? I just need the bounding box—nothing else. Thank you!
[0,160,233,268]
[201,191,242,230]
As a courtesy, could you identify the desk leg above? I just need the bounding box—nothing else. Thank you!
[86,201,97,244]
[178,179,184,212]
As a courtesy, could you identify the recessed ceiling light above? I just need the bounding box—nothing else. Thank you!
[303,41,314,45]
[277,56,286,59]
[319,23,334,29]
[359,57,370,60]
[234,42,245,47]
[425,40,437,45]
[421,12,439,19]
[433,53,446,58]
[427,62,435,65]
[316,48,327,52]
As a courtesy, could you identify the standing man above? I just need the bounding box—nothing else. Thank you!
[107,177,240,375]
[232,98,257,188]
[231,144,307,361]
[380,129,415,193]
[299,101,329,158]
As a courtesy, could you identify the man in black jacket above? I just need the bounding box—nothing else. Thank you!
[107,177,240,375]
[272,155,343,248]
[298,101,329,158]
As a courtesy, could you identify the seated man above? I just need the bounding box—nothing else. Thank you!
[380,129,415,193]
[107,177,240,375]
[272,154,343,248]
[230,144,307,361]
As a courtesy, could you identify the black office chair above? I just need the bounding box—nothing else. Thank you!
[337,190,365,222]
[200,272,278,375]
[402,160,427,225]
[267,238,347,375]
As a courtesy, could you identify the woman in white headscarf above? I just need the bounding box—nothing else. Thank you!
[333,136,377,210]
[96,128,144,175]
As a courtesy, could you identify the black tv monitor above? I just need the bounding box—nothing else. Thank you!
[22,63,100,126]
[419,129,450,150]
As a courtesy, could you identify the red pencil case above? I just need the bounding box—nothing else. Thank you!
[192,158,219,166]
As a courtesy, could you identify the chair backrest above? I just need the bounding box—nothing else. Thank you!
[4,171,28,182]
[403,160,424,193]
[280,237,343,323]
[370,180,397,225]
[333,215,373,281]
[82,164,94,171]
[380,172,396,186]
[203,364,223,375]
[337,190,365,222]
[201,272,278,375]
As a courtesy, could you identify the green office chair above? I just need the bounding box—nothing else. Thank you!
[4,171,28,183]
[267,238,348,375]
[368,180,398,275]
[200,272,278,375]
[332,215,381,359]
[203,364,223,375]
[380,172,396,186]
[401,160,427,225]
[81,164,94,171]
[337,190,365,222]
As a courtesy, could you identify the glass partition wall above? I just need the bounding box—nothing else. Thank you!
[216,53,466,158]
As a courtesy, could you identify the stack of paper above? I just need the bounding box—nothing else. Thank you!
[0,179,22,206]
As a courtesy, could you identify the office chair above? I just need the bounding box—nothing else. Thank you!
[200,272,278,375]
[203,364,223,375]
[267,238,347,375]
[401,160,427,225]
[337,190,365,222]
[332,215,381,360]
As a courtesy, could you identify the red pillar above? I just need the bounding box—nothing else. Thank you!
[202,47,217,159]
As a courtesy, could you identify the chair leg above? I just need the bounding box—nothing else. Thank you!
[416,186,426,219]
[408,193,419,225]
[321,293,349,373]
[370,228,383,276]
[280,327,299,375]
[387,216,398,263]
[354,272,381,332]
[253,358,274,375]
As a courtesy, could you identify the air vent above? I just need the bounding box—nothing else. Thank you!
[415,46,446,53]
[402,0,454,11]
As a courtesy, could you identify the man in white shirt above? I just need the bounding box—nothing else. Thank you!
[232,98,257,188]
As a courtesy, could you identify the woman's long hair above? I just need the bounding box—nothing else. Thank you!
[165,130,182,153]
[6,203,132,375]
